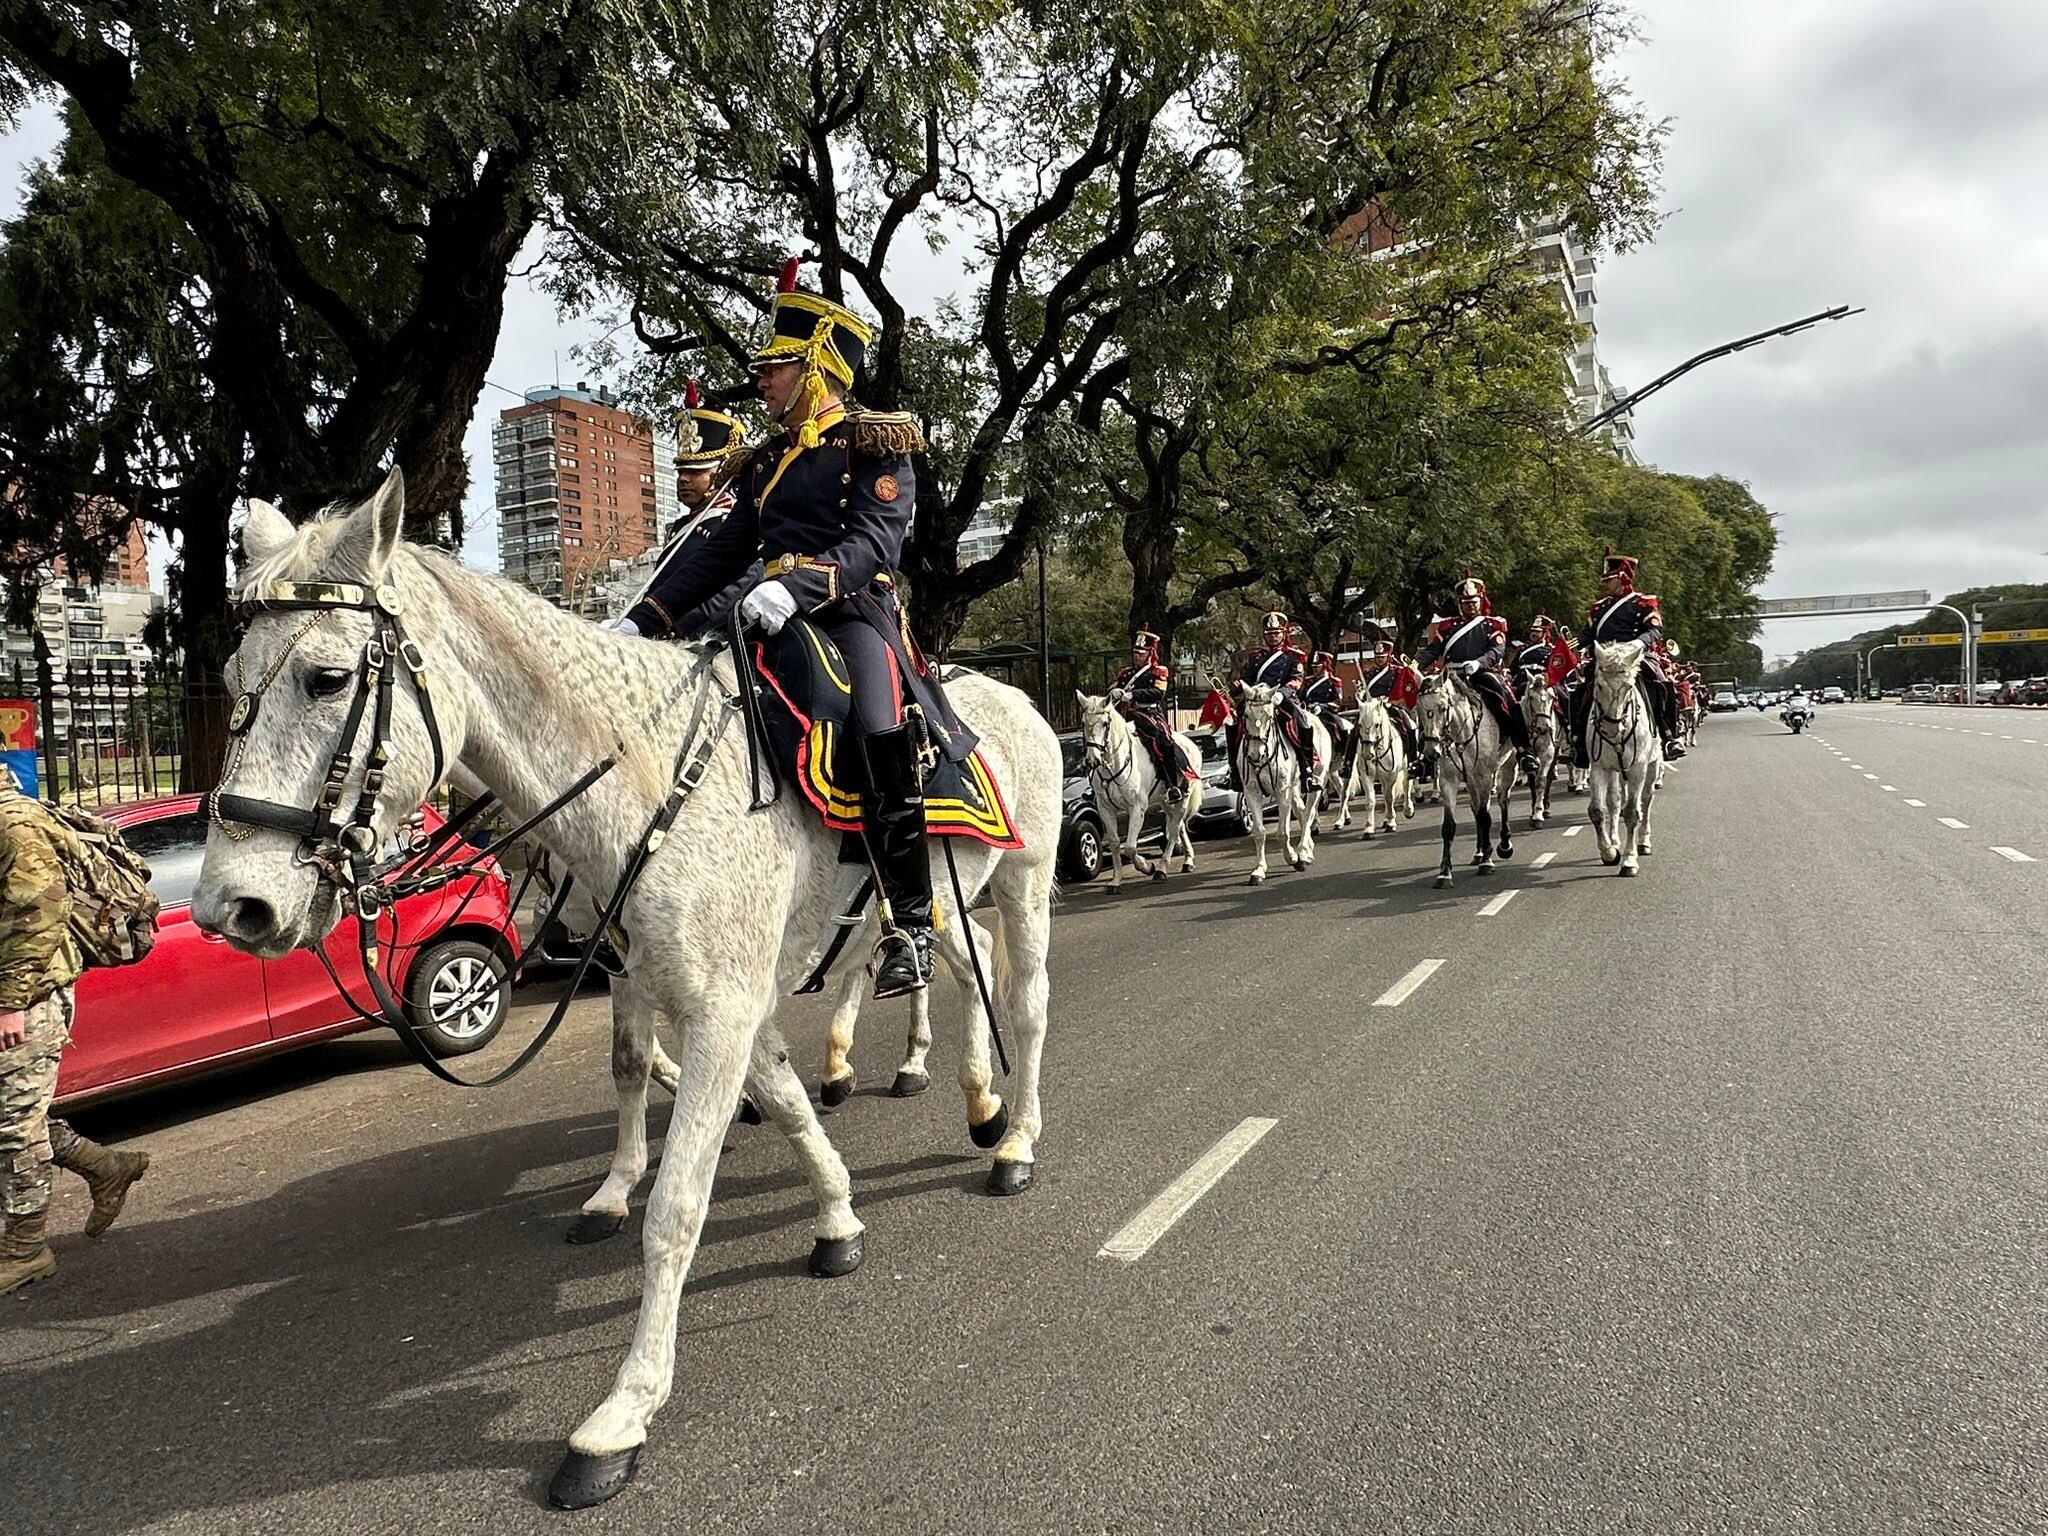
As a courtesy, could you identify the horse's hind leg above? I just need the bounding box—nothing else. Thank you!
[819,964,864,1106]
[984,854,1053,1197]
[1472,794,1496,871]
[1495,770,1515,861]
[571,980,670,1245]
[745,1026,866,1275]
[1247,794,1270,884]
[1436,791,1457,887]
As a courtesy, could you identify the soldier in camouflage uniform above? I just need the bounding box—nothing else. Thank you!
[1,779,150,1295]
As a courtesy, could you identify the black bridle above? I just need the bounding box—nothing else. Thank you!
[206,576,736,1087]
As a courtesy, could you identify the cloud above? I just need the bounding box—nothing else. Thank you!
[1601,0,2048,647]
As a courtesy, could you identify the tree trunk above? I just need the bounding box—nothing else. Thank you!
[174,421,243,793]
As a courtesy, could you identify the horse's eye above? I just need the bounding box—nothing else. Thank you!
[305,666,355,700]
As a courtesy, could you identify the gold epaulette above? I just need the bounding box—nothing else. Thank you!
[847,408,926,457]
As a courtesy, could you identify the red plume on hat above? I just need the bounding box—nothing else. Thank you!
[684,378,701,410]
[777,256,801,293]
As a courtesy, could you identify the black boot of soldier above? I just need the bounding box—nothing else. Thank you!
[862,725,935,1000]
[1569,690,1593,770]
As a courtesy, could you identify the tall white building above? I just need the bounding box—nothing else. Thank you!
[1525,220,1637,461]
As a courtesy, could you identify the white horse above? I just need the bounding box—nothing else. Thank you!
[1414,670,1518,887]
[1076,692,1201,889]
[1519,671,1563,827]
[1585,639,1663,875]
[1311,710,1360,832]
[1350,695,1414,837]
[193,475,1062,1507]
[1234,684,1329,884]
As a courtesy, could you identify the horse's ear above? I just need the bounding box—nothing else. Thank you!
[1075,691,1088,707]
[333,466,406,580]
[239,499,294,566]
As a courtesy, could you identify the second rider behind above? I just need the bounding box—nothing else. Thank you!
[1419,575,1537,777]
[623,259,966,999]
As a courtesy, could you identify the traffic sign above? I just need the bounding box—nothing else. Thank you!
[1898,632,1962,647]
[1978,628,2048,644]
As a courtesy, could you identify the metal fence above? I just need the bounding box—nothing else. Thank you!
[2,656,196,807]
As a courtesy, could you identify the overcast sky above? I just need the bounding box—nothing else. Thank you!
[6,2,2044,660]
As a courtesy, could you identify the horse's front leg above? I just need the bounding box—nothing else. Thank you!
[1129,799,1163,882]
[1099,792,1125,891]
[1435,783,1457,887]
[553,985,762,1509]
[819,962,864,1106]
[1359,764,1379,840]
[1246,786,1270,885]
[570,980,662,1245]
[1590,773,1621,865]
[1472,790,1496,872]
[893,984,934,1096]
[1495,764,1515,861]
[1618,781,1643,876]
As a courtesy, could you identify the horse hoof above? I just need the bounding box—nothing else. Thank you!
[819,1075,854,1108]
[1247,873,1264,886]
[1290,858,1306,872]
[808,1232,865,1278]
[1619,865,1638,878]
[568,1207,628,1244]
[548,1446,640,1510]
[890,1070,930,1098]
[1434,874,1454,889]
[1360,831,1375,841]
[1639,845,1654,857]
[1478,862,1496,875]
[969,1102,1010,1149]
[1149,867,1167,883]
[1601,853,1621,867]
[987,1160,1035,1197]
[1497,846,1515,861]
[734,1097,764,1125]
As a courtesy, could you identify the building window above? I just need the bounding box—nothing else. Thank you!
[563,536,582,548]
[561,473,580,485]
[563,519,582,531]
[562,490,581,502]
[560,456,578,468]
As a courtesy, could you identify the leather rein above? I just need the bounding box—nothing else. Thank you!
[205,577,736,1087]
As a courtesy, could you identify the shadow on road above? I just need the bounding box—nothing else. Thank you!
[0,1102,975,1533]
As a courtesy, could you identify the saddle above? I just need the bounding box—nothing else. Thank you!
[1278,709,1321,768]
[747,619,1022,849]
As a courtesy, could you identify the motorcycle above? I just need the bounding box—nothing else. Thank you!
[1780,700,1813,734]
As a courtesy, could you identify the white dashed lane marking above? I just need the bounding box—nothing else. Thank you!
[1863,773,1879,780]
[1372,959,1446,1008]
[1532,851,1557,869]
[1905,799,1926,806]
[1938,817,1971,829]
[1098,1117,1279,1263]
[1477,889,1519,917]
[1992,847,2036,863]
[1882,785,1897,792]
[1564,825,1584,838]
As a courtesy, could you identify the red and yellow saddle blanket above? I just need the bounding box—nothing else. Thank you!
[749,623,1022,849]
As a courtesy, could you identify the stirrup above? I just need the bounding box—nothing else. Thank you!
[871,927,932,999]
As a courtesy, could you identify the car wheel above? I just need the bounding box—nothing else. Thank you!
[404,938,511,1056]
[1060,818,1103,884]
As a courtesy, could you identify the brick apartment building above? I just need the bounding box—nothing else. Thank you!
[494,384,680,610]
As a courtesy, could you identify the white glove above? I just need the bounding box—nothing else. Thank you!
[1460,659,1483,677]
[1109,687,1129,704]
[739,581,799,635]
[603,614,642,638]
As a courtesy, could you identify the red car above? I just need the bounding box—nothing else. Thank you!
[55,795,521,1109]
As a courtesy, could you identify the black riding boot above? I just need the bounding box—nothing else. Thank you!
[861,725,934,999]
[1568,687,1593,769]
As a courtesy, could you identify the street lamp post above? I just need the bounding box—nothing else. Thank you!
[1865,642,1897,699]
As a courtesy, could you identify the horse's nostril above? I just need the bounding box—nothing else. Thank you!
[224,895,280,943]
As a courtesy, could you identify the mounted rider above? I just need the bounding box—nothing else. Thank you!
[1418,575,1536,774]
[1109,627,1197,802]
[1232,611,1319,783]
[1300,650,1354,762]
[624,259,960,999]
[1356,632,1422,762]
[608,381,752,639]
[1566,549,1687,765]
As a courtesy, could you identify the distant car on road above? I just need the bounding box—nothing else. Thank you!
[1820,686,1847,704]
[55,796,520,1111]
[1906,683,1937,702]
[1710,690,1739,713]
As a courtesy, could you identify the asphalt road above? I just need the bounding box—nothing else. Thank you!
[3,704,2041,1535]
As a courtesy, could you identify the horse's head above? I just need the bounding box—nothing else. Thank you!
[1075,691,1119,766]
[1594,639,1646,695]
[194,470,458,957]
[1356,693,1388,733]
[1239,683,1279,737]
[1415,673,1453,746]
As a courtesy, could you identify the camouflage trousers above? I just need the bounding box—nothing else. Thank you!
[1,985,74,1220]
